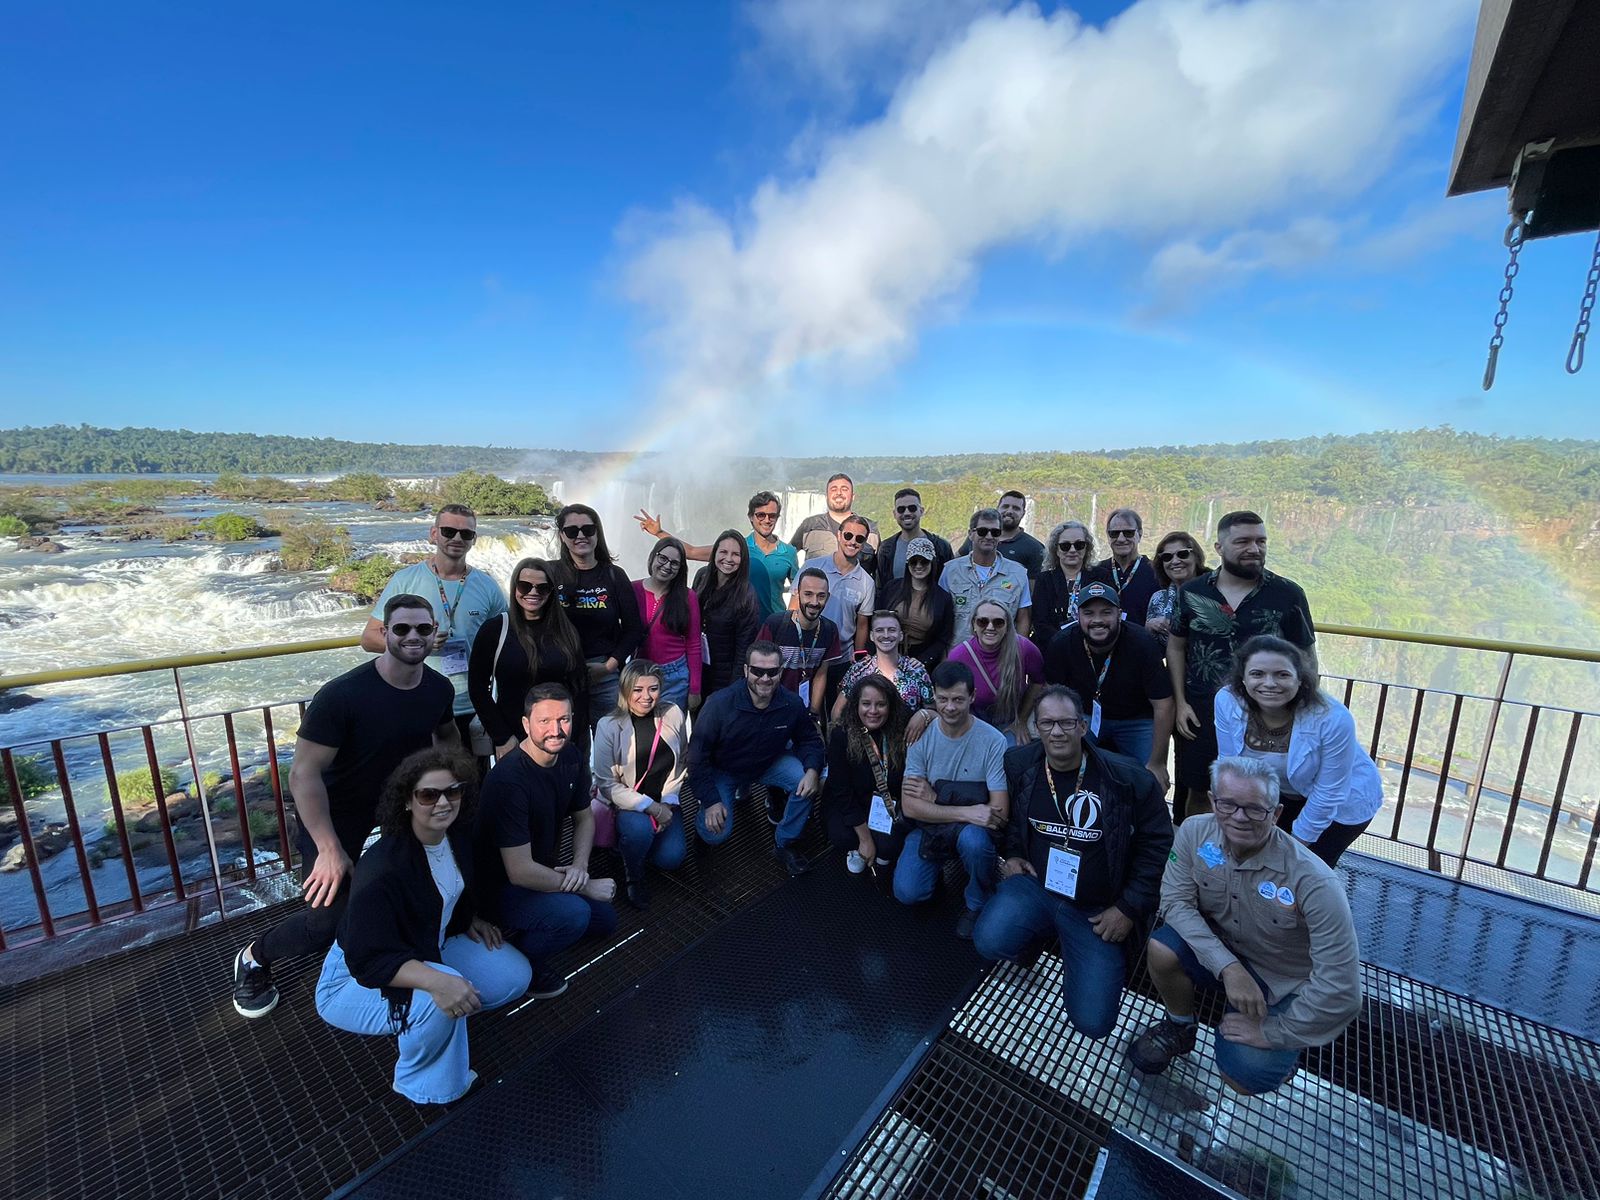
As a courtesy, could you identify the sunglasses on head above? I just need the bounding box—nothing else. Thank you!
[973,617,1007,630]
[514,580,553,597]
[1159,549,1193,563]
[436,526,476,542]
[973,527,1001,538]
[412,781,466,806]
[839,531,868,544]
[1108,529,1139,541]
[562,523,598,539]
[388,622,436,638]
[1058,540,1087,553]
[746,664,782,679]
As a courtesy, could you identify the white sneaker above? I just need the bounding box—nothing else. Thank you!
[846,850,868,874]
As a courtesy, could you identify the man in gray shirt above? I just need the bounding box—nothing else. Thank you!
[893,660,1010,940]
[1127,756,1362,1095]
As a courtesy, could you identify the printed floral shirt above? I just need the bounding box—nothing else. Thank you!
[839,654,934,712]
[1172,569,1316,696]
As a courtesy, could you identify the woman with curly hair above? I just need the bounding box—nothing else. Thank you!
[822,673,911,877]
[314,747,531,1105]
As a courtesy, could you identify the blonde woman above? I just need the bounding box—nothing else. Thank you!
[946,599,1045,746]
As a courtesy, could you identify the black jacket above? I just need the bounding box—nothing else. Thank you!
[1029,568,1090,650]
[874,530,955,594]
[999,740,1173,921]
[693,571,762,693]
[880,578,955,669]
[338,824,479,1030]
[821,724,906,830]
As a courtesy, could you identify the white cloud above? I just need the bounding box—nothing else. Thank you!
[624,0,1478,449]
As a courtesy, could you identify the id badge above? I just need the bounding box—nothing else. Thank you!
[1045,845,1081,899]
[439,638,470,678]
[1089,700,1103,738]
[867,795,894,834]
[798,680,811,707]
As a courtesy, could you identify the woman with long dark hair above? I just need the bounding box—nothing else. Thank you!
[947,599,1045,746]
[1214,635,1384,867]
[631,536,701,713]
[469,557,589,759]
[1030,519,1096,649]
[554,503,643,726]
[880,538,954,669]
[823,674,911,877]
[314,747,531,1105]
[692,529,762,698]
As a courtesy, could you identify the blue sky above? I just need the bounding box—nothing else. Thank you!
[1,1,1595,457]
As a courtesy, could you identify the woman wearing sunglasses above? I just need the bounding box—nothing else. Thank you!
[315,748,531,1105]
[1030,520,1097,650]
[1144,532,1205,647]
[631,537,702,713]
[946,599,1045,746]
[469,557,589,761]
[591,659,689,908]
[692,529,763,700]
[554,504,643,728]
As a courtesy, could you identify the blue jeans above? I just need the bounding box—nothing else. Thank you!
[315,937,531,1104]
[498,886,618,972]
[693,756,812,849]
[1149,923,1301,1095]
[586,658,620,730]
[973,873,1128,1038]
[892,825,998,913]
[1097,717,1153,766]
[657,656,690,711]
[616,801,688,881]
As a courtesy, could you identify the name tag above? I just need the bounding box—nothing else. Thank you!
[798,680,811,707]
[868,795,894,833]
[1045,845,1081,899]
[439,638,469,678]
[1089,700,1103,738]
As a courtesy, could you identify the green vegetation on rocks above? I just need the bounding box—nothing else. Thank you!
[196,513,268,541]
[279,519,354,571]
[116,766,179,804]
[0,514,27,537]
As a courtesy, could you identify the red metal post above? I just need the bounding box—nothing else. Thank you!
[50,740,101,925]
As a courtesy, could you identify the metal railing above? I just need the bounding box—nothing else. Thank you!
[1,625,1597,952]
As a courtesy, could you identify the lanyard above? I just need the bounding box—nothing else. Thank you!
[431,564,469,638]
[1083,637,1114,703]
[792,615,822,662]
[1113,556,1140,593]
[1043,755,1090,826]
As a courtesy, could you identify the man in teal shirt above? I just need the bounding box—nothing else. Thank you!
[634,490,798,618]
[363,503,507,750]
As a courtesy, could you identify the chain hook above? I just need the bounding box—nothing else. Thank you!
[1483,214,1527,390]
[1566,226,1600,375]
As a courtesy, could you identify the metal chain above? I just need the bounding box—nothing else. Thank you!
[1566,227,1600,374]
[1483,215,1526,391]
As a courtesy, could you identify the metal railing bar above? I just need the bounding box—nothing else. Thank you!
[0,635,361,691]
[1537,712,1584,880]
[2,696,316,754]
[1368,682,1389,759]
[1,748,55,939]
[1497,706,1541,869]
[50,740,100,925]
[1426,694,1467,870]
[1390,689,1428,840]
[170,669,229,926]
[1315,623,1600,664]
[262,706,295,876]
[141,725,187,901]
[223,713,256,882]
[1456,651,1515,880]
[97,732,143,911]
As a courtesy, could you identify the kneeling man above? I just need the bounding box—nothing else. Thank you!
[1128,756,1361,1094]
[974,686,1172,1037]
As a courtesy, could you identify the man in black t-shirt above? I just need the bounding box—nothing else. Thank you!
[475,683,617,999]
[1043,582,1173,793]
[957,489,1046,581]
[230,593,458,1020]
[1168,511,1316,818]
[758,567,841,723]
[973,687,1172,1039]
[789,472,880,575]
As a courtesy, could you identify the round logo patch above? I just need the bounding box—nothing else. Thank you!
[1276,886,1295,906]
[1258,882,1278,901]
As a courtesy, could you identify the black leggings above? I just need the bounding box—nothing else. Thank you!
[1277,794,1371,869]
[253,838,351,966]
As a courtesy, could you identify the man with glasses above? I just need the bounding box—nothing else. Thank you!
[875,486,953,594]
[958,489,1045,581]
[940,507,1033,646]
[789,472,880,574]
[1043,582,1174,792]
[364,504,507,755]
[686,641,826,875]
[1128,756,1360,1095]
[1088,508,1157,626]
[634,491,797,619]
[475,683,618,1002]
[231,594,459,1019]
[974,687,1172,1038]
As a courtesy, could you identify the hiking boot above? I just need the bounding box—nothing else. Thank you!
[624,878,652,910]
[527,968,569,1000]
[954,908,979,940]
[232,946,279,1019]
[1128,1018,1198,1075]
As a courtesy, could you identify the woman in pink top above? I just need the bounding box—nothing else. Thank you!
[947,599,1045,746]
[633,537,703,712]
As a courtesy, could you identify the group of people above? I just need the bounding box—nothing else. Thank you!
[227,478,1384,1112]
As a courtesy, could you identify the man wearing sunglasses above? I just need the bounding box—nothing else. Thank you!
[957,489,1045,582]
[633,491,796,620]
[363,504,508,757]
[686,641,826,876]
[1128,756,1359,1096]
[875,486,953,594]
[231,594,459,1019]
[940,507,1033,647]
[1087,508,1157,627]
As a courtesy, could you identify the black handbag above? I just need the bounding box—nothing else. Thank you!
[917,778,990,860]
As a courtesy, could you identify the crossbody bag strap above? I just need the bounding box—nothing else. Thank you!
[489,612,510,703]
